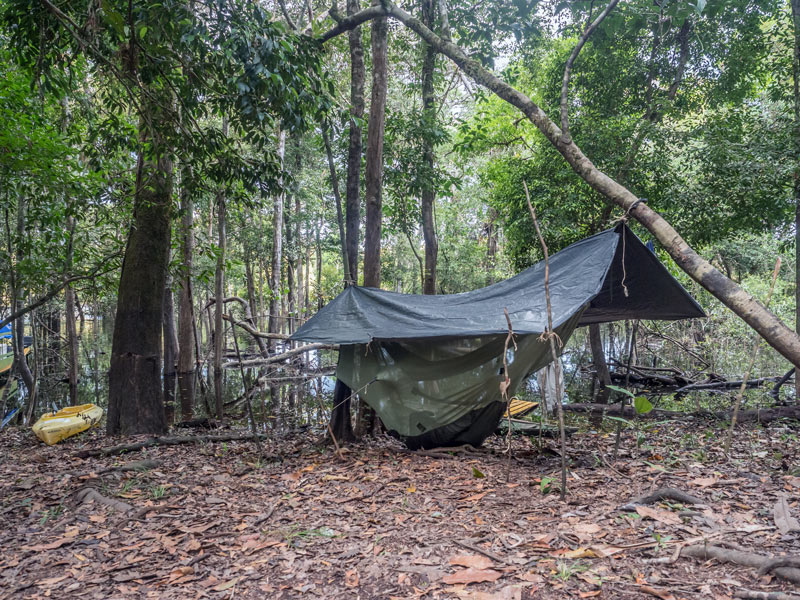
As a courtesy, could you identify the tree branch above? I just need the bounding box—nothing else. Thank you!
[0,252,121,331]
[560,0,621,138]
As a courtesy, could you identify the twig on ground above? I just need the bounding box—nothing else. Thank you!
[454,539,505,564]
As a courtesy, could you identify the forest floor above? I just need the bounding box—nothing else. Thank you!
[2,417,800,600]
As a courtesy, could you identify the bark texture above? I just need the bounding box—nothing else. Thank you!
[107,149,171,436]
[177,175,195,420]
[420,0,438,295]
[362,0,388,289]
[345,0,365,285]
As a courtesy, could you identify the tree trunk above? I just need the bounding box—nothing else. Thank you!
[214,191,226,420]
[268,131,286,353]
[345,0,365,285]
[589,322,611,405]
[107,149,171,436]
[322,3,800,368]
[792,0,800,400]
[420,0,438,295]
[177,172,195,421]
[163,272,178,425]
[362,0,388,288]
[330,377,355,443]
[65,216,79,405]
[485,207,498,285]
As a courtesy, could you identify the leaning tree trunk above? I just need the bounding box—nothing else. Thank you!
[320,2,800,368]
[420,0,438,295]
[177,169,195,421]
[362,0,388,289]
[107,142,172,435]
[345,0,365,285]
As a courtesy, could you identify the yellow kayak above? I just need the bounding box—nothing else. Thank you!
[32,404,104,445]
[504,397,539,419]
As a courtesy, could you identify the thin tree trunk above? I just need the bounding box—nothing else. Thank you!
[421,0,438,295]
[485,208,498,285]
[589,322,611,404]
[322,126,350,283]
[65,216,79,405]
[362,0,388,288]
[792,0,800,400]
[268,130,286,353]
[345,0,365,285]
[177,171,195,420]
[214,189,226,420]
[163,271,178,425]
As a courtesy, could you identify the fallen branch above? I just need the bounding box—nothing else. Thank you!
[562,403,800,424]
[74,433,276,458]
[680,544,800,585]
[223,342,335,369]
[74,487,133,512]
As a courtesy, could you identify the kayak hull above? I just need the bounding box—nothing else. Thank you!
[32,404,104,445]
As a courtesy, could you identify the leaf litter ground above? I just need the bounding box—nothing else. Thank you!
[2,419,800,599]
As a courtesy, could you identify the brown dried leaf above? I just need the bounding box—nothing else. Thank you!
[345,569,359,587]
[449,554,494,570]
[442,568,503,585]
[636,505,681,525]
[773,494,800,535]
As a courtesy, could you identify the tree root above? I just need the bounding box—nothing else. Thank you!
[758,557,800,576]
[734,591,800,600]
[619,487,704,511]
[680,545,800,585]
[74,433,277,458]
[74,487,133,513]
[98,459,162,473]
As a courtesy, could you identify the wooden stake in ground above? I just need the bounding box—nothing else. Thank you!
[523,180,568,501]
[724,257,782,455]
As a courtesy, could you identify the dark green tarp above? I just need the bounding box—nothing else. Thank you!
[292,225,704,448]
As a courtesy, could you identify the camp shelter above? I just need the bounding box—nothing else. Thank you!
[291,224,705,449]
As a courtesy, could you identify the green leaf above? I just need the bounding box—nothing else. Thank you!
[633,396,654,415]
[694,0,706,14]
[606,385,635,398]
[471,466,485,479]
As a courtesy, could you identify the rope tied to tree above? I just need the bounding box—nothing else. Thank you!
[611,198,647,298]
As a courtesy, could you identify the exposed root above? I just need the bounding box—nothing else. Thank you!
[680,544,800,585]
[734,591,800,600]
[619,487,704,511]
[74,487,133,513]
[74,433,277,458]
